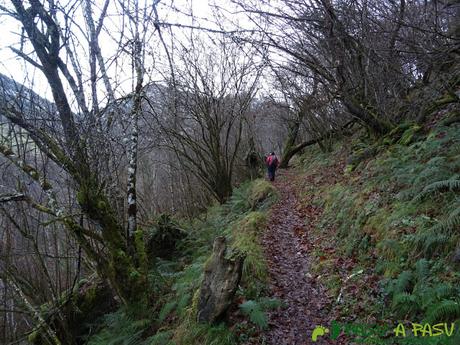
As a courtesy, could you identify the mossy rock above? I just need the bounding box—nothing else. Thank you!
[345,147,377,168]
[146,214,187,260]
[397,125,422,145]
[248,179,277,210]
[197,237,244,323]
[234,211,267,236]
[382,123,412,145]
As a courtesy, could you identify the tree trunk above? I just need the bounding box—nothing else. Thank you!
[214,170,233,204]
[76,180,147,305]
[342,98,392,135]
[279,118,301,168]
[279,120,356,168]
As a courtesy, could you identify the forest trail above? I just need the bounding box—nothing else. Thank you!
[261,169,346,345]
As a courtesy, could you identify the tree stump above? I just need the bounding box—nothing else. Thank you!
[197,236,244,323]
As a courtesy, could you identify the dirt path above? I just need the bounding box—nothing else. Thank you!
[261,169,341,345]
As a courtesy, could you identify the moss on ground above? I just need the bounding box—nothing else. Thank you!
[247,179,278,210]
[294,122,460,341]
[232,211,269,298]
[85,178,277,345]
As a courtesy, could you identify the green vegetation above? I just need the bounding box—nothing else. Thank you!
[18,73,460,345]
[30,101,460,344]
[85,179,278,345]
[238,298,283,330]
[297,118,460,343]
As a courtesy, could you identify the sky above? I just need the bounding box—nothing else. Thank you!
[0,0,255,105]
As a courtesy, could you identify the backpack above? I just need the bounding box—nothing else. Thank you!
[268,155,278,168]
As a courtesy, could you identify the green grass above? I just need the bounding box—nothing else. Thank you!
[299,123,460,329]
[86,307,151,345]
[232,211,269,299]
[86,179,279,345]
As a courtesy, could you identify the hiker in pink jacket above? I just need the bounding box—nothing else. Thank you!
[265,152,279,181]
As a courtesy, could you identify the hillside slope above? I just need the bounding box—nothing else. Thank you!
[59,98,460,345]
[265,118,460,344]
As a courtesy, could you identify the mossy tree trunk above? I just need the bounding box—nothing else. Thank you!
[6,0,150,309]
[279,118,301,169]
[341,98,393,136]
[213,174,233,204]
[76,177,148,305]
[279,119,356,168]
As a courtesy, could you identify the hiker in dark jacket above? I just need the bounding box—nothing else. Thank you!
[265,152,279,181]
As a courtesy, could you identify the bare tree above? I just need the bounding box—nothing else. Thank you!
[149,35,262,203]
[232,0,458,137]
[0,3,160,342]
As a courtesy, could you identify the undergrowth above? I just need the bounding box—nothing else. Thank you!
[298,121,460,342]
[86,179,278,345]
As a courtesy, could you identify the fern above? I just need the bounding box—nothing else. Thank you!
[392,292,420,316]
[87,309,150,345]
[375,259,400,276]
[425,300,460,324]
[414,285,438,310]
[378,239,401,260]
[157,301,176,324]
[394,270,413,294]
[223,181,251,214]
[415,259,430,281]
[416,179,460,201]
[396,188,417,201]
[434,206,460,232]
[144,330,174,345]
[176,293,191,317]
[258,297,283,310]
[238,297,282,330]
[172,261,203,295]
[420,231,451,257]
[413,168,451,189]
[239,300,268,330]
[434,284,458,301]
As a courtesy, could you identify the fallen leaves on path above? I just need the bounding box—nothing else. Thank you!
[257,169,348,345]
[254,152,384,345]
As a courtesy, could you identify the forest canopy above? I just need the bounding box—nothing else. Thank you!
[0,0,458,344]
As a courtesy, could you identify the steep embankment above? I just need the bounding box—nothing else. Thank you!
[78,104,460,345]
[260,117,460,344]
[82,179,280,345]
